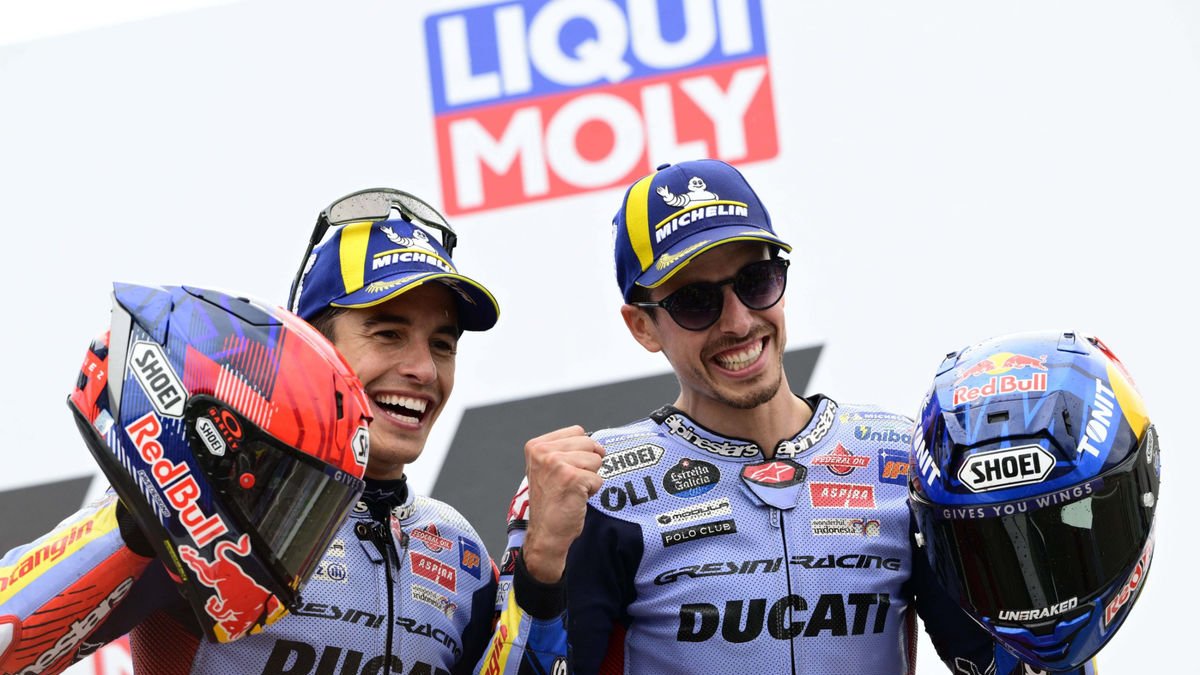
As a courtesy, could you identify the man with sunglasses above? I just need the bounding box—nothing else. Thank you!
[504,159,1087,674]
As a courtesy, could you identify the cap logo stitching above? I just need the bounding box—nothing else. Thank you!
[656,240,709,271]
[381,225,437,253]
[657,177,719,208]
[365,276,421,294]
[653,201,750,243]
[372,248,455,274]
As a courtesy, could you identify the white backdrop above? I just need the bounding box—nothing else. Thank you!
[1,1,1195,673]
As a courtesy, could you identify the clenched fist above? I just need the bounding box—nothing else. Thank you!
[520,425,605,583]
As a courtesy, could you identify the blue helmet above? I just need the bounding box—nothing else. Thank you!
[909,331,1159,671]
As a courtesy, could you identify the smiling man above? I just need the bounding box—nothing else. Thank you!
[509,159,1093,674]
[0,190,600,675]
[282,191,600,675]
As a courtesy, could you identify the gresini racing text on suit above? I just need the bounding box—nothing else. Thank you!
[0,478,566,675]
[503,395,1090,675]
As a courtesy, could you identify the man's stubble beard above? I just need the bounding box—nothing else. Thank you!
[696,350,785,410]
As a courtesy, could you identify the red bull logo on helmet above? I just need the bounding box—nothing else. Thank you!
[951,352,1048,406]
[125,411,228,548]
[954,352,1047,385]
[1103,537,1153,629]
[179,533,283,642]
[425,0,778,215]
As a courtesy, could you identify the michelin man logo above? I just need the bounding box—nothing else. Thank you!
[658,177,718,208]
[381,224,438,253]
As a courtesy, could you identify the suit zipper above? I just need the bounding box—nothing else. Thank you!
[371,521,401,675]
[778,508,798,675]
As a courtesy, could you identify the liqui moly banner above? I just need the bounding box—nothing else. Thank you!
[425,0,779,214]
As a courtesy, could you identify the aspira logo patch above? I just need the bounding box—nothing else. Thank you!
[957,445,1054,493]
[424,0,778,215]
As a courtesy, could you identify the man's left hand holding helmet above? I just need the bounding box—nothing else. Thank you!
[0,283,373,673]
[0,188,597,675]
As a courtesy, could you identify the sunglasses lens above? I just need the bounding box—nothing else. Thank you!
[658,259,788,330]
[664,284,723,330]
[394,194,451,229]
[326,192,395,225]
[327,191,451,229]
[735,260,787,310]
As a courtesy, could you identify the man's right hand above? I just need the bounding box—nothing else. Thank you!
[519,425,604,584]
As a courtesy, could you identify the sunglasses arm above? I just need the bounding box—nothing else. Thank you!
[287,213,331,313]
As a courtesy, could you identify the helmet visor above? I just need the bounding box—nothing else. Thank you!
[187,396,365,590]
[912,426,1159,623]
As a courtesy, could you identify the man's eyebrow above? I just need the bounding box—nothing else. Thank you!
[361,313,460,338]
[360,313,412,328]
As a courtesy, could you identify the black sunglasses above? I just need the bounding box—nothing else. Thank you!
[287,188,459,313]
[632,258,790,331]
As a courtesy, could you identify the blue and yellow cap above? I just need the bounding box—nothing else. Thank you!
[613,159,792,302]
[295,219,499,331]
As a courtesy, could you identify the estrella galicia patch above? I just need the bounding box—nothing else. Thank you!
[663,459,720,498]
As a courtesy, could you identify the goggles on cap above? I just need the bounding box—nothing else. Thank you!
[287,188,460,313]
[631,258,789,331]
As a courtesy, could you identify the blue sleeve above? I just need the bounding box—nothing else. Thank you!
[472,478,569,675]
[564,504,642,674]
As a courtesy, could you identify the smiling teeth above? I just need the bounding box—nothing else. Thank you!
[375,395,427,413]
[383,410,420,424]
[715,342,763,371]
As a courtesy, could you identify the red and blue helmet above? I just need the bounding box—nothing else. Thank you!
[69,284,372,642]
[909,331,1159,671]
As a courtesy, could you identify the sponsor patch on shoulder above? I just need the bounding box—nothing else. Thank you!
[412,584,457,619]
[809,482,877,509]
[741,459,807,487]
[459,536,482,579]
[410,524,454,553]
[877,448,911,485]
[313,561,349,583]
[660,519,737,547]
[662,458,720,497]
[812,444,870,476]
[599,443,665,479]
[810,517,882,537]
[655,497,733,527]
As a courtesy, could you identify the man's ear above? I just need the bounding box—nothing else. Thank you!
[620,304,662,353]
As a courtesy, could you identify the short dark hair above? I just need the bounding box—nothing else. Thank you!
[306,306,350,342]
